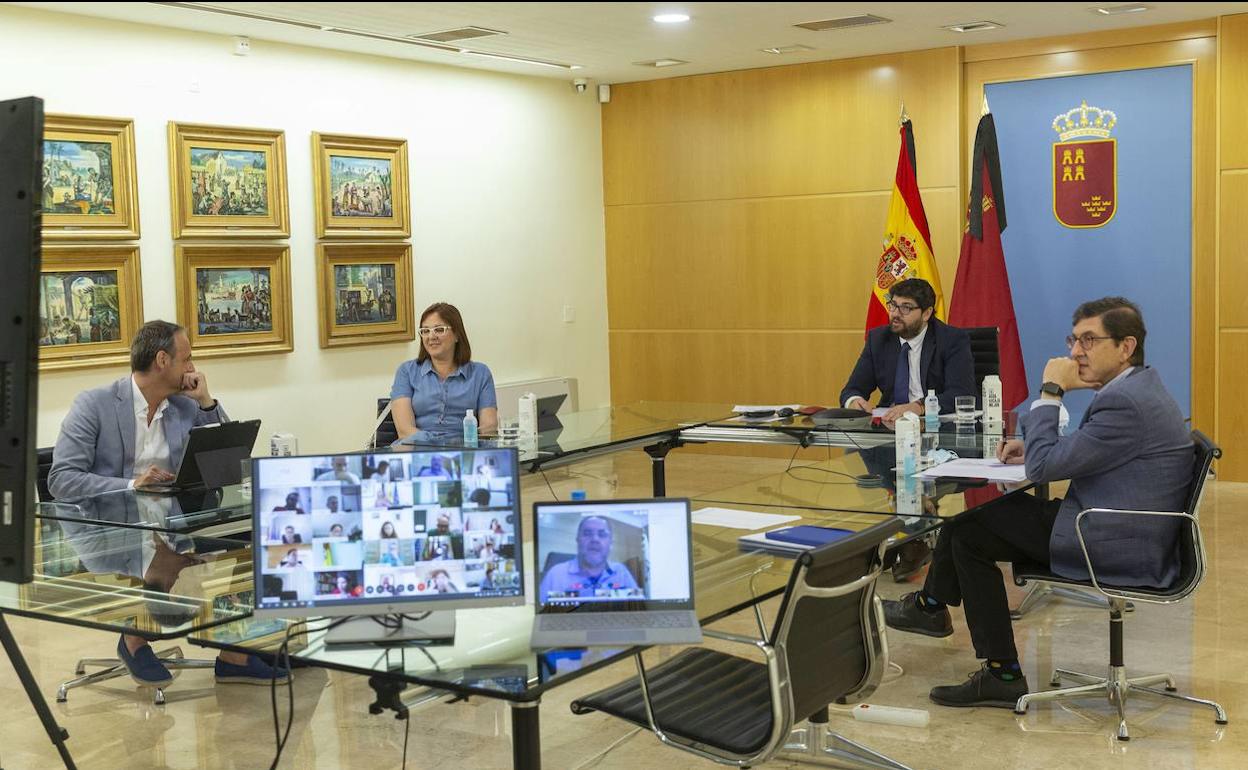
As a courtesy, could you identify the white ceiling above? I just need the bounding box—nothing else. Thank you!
[14,2,1248,85]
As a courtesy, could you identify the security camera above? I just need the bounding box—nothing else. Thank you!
[573,78,588,93]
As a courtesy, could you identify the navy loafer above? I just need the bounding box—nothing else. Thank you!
[116,635,174,687]
[214,655,291,686]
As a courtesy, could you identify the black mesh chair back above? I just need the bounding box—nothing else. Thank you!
[37,446,55,502]
[965,326,1000,397]
[770,517,903,722]
[1153,430,1218,598]
[374,398,398,448]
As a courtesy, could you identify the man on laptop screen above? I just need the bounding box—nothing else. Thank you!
[539,515,640,601]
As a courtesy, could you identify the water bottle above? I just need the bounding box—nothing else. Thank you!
[463,409,478,447]
[895,413,920,478]
[924,389,940,432]
[570,489,587,502]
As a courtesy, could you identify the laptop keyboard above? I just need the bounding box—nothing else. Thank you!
[540,612,695,630]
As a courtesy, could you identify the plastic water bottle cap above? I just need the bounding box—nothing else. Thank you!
[466,409,474,417]
[570,490,587,501]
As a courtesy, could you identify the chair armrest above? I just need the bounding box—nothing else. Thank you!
[703,629,770,652]
[1073,507,1197,601]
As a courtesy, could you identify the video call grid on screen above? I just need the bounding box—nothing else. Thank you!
[534,500,692,607]
[254,449,522,613]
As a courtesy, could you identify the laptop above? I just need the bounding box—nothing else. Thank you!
[137,419,261,493]
[530,498,703,648]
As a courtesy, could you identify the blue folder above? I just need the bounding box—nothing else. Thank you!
[764,525,855,548]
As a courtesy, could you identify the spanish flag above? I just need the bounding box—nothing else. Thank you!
[865,119,945,333]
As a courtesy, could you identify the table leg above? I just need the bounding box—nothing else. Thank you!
[510,700,541,770]
[0,612,77,769]
[644,439,681,497]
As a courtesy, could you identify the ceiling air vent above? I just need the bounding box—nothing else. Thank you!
[408,26,506,43]
[761,44,815,55]
[942,21,1004,33]
[794,15,891,32]
[633,58,689,68]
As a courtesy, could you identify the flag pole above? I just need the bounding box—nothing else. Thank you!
[899,101,909,125]
[980,93,990,117]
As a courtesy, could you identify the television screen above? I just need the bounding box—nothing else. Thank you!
[0,96,43,584]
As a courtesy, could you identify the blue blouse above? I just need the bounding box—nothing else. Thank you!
[389,359,497,436]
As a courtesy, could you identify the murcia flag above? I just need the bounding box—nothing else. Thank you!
[866,119,945,333]
[1052,100,1117,228]
[949,112,1029,411]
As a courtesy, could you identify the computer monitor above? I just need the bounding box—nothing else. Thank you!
[252,447,523,644]
[0,96,43,584]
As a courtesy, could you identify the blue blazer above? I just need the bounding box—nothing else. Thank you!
[839,318,974,414]
[49,376,229,500]
[1022,366,1192,588]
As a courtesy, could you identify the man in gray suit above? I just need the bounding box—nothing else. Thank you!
[49,320,226,498]
[50,320,287,686]
[882,297,1193,708]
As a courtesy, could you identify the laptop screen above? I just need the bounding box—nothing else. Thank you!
[534,498,693,611]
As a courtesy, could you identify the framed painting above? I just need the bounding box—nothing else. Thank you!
[316,243,414,348]
[42,114,140,240]
[167,122,289,239]
[312,132,410,238]
[38,244,143,371]
[174,243,294,358]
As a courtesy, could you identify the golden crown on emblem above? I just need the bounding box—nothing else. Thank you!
[1051,100,1118,141]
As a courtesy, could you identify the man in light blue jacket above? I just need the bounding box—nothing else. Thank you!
[50,320,287,687]
[882,297,1193,709]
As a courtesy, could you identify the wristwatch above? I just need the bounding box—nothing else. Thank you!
[1040,382,1065,398]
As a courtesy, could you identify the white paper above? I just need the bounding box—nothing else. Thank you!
[693,507,803,531]
[732,404,802,414]
[916,457,1028,483]
[871,407,890,418]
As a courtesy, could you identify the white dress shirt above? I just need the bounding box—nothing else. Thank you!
[900,324,928,404]
[129,375,171,488]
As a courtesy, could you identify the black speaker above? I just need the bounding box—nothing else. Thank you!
[0,96,43,584]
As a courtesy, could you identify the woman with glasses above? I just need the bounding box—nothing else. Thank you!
[389,301,498,442]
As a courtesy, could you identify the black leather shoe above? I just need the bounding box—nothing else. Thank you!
[882,592,953,638]
[891,540,933,582]
[929,665,1029,709]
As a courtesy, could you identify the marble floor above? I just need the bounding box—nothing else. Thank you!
[2,451,1246,769]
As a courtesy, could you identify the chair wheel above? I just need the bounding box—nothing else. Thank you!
[56,695,67,703]
[1014,709,1026,716]
[1165,686,1177,692]
[1217,719,1229,725]
[1117,736,1130,742]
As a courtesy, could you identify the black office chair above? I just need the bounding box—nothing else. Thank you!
[372,397,398,448]
[1011,431,1227,741]
[37,446,55,502]
[965,326,999,397]
[570,518,914,769]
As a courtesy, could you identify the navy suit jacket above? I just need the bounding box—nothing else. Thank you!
[1022,366,1192,588]
[49,376,228,500]
[839,318,974,414]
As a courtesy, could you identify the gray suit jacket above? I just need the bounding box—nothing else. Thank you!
[49,376,228,500]
[1021,367,1192,588]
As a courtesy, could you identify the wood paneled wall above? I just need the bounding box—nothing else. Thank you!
[602,18,1246,479]
[1218,14,1248,481]
[602,48,962,409]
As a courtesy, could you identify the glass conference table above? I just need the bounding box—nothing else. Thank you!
[13,440,1035,770]
[35,400,1017,538]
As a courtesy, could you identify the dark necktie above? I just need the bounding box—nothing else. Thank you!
[893,342,911,407]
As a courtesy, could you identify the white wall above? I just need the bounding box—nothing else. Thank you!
[0,5,610,452]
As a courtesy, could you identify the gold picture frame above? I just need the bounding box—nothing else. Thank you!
[312,132,410,238]
[38,244,144,371]
[174,243,294,358]
[316,242,414,348]
[167,122,289,239]
[42,114,141,240]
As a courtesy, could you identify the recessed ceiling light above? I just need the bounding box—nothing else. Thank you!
[653,13,690,24]
[461,50,581,70]
[319,25,334,31]
[794,15,890,31]
[943,21,1004,33]
[1092,4,1151,14]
